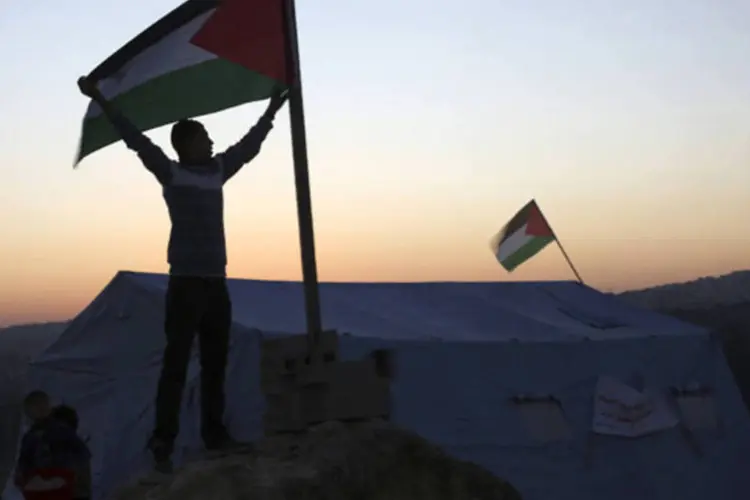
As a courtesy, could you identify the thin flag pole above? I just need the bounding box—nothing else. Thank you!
[535,201,585,284]
[281,0,323,351]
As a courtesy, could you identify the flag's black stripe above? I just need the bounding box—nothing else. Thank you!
[497,199,536,244]
[88,0,220,82]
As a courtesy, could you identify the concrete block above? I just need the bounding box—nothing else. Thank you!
[261,330,339,368]
[260,330,340,393]
[300,384,329,424]
[369,349,396,380]
[260,372,296,395]
[325,363,390,422]
[260,331,393,434]
[263,392,306,433]
[300,360,391,424]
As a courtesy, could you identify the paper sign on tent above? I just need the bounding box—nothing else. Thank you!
[592,376,679,438]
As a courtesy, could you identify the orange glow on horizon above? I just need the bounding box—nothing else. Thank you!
[2,0,749,327]
[1,222,746,327]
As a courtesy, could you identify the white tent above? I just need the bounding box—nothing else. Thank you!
[4,271,750,500]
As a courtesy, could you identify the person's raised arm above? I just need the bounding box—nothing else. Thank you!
[218,88,289,183]
[77,76,172,184]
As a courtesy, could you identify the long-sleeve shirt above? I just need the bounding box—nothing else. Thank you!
[108,112,274,277]
[15,418,90,484]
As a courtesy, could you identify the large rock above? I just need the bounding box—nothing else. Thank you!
[110,420,521,500]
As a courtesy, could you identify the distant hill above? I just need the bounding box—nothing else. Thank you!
[0,321,68,361]
[618,270,750,310]
[0,321,68,397]
[618,270,750,409]
[617,270,750,336]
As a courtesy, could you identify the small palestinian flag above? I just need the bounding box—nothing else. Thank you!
[75,0,288,165]
[491,200,555,272]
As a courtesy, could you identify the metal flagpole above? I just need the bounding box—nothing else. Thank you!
[281,0,323,352]
[535,201,585,284]
[555,238,585,284]
[257,0,394,435]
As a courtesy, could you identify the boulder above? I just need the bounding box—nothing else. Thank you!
[110,420,521,500]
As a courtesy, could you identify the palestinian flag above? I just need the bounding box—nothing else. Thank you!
[491,200,555,272]
[75,0,288,164]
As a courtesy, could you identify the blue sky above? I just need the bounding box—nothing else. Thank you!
[1,0,749,325]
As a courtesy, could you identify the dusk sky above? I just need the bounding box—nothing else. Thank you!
[1,0,749,326]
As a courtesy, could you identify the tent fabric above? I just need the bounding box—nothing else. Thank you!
[129,271,706,342]
[4,271,750,500]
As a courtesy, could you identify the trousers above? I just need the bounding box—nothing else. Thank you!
[152,276,231,450]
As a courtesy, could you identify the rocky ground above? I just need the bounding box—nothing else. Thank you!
[109,419,522,500]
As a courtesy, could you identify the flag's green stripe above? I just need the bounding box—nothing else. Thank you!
[77,58,279,162]
[501,236,554,271]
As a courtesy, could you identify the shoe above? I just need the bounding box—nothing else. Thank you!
[147,436,173,473]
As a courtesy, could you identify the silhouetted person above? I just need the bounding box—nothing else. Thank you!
[50,405,90,500]
[77,76,288,471]
[14,392,88,500]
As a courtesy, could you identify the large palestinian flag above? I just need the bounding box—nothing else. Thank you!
[491,200,555,272]
[75,0,288,164]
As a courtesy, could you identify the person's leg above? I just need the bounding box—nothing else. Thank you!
[197,278,232,448]
[150,276,204,461]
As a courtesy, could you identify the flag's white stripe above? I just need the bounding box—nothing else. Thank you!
[86,10,217,119]
[495,225,534,262]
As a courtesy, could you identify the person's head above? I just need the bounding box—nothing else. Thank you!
[171,119,213,164]
[51,404,79,431]
[23,390,51,422]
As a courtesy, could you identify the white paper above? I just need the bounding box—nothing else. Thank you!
[592,376,678,437]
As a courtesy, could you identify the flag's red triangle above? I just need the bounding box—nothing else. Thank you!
[191,0,288,84]
[525,202,554,237]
